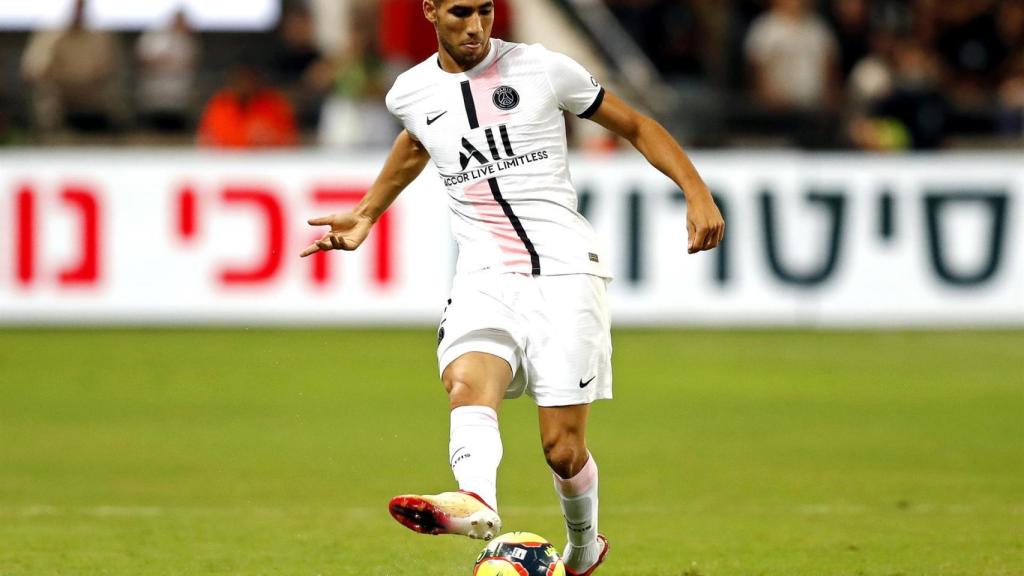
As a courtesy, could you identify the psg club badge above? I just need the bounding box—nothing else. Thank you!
[492,86,520,111]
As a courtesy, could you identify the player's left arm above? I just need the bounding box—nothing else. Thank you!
[588,92,724,253]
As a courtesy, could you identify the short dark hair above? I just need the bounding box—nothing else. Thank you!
[431,0,497,7]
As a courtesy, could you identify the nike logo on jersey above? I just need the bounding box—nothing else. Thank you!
[426,111,448,125]
[579,376,596,388]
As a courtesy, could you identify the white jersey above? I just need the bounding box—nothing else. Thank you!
[386,39,610,278]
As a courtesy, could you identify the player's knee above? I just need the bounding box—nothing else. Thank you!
[444,379,470,408]
[443,369,483,409]
[542,434,587,479]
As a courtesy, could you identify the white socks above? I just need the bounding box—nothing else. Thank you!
[553,453,600,570]
[448,406,502,511]
[448,405,601,570]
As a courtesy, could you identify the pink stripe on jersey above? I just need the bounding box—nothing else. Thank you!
[470,56,510,127]
[463,180,531,268]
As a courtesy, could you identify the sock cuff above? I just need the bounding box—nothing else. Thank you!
[450,405,499,427]
[553,452,597,497]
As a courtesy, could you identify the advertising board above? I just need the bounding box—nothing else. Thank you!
[0,151,1020,326]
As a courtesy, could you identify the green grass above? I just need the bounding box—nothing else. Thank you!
[0,329,1021,575]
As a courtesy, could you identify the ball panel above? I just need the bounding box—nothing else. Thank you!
[474,558,530,576]
[490,531,549,546]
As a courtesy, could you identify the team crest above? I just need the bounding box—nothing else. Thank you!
[492,86,520,111]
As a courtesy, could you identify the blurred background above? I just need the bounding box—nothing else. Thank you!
[0,3,1021,575]
[1,0,1023,150]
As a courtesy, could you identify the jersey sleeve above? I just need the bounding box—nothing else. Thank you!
[541,48,606,119]
[385,79,421,141]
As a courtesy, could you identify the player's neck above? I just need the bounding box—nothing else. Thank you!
[437,39,492,74]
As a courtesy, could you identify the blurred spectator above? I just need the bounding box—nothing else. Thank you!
[274,5,322,84]
[318,8,398,149]
[997,51,1024,137]
[829,0,871,80]
[744,0,840,110]
[996,0,1024,59]
[934,0,1006,103]
[847,31,895,110]
[135,10,199,132]
[271,5,325,129]
[873,0,918,40]
[1,0,1020,150]
[197,65,298,149]
[720,0,770,92]
[850,39,948,150]
[20,0,124,133]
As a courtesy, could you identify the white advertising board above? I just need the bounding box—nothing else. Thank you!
[0,151,1021,327]
[0,0,279,31]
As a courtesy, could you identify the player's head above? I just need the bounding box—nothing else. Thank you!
[423,0,495,69]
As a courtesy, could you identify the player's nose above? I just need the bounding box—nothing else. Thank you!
[466,14,482,35]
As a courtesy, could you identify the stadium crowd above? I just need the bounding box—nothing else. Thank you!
[0,0,1022,150]
[605,0,1024,148]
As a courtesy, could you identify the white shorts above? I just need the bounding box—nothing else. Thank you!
[437,271,613,407]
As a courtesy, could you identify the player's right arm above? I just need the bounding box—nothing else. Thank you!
[301,130,429,257]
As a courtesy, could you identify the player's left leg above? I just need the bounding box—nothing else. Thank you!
[539,404,609,575]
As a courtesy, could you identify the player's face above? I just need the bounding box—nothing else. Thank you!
[425,0,495,69]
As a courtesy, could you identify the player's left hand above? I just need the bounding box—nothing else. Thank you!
[686,194,725,254]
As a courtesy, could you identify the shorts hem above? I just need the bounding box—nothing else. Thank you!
[438,339,518,380]
[531,391,613,408]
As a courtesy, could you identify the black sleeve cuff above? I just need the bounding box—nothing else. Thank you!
[577,87,606,119]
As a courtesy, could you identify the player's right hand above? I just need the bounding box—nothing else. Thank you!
[300,212,374,257]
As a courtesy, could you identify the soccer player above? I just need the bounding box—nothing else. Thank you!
[301,1,724,573]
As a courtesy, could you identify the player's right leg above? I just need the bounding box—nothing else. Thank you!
[388,351,512,541]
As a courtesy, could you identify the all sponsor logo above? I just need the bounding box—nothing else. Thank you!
[458,124,516,170]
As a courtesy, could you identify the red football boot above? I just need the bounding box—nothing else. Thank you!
[388,490,502,541]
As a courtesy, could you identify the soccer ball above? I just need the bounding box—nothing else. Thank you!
[473,532,565,576]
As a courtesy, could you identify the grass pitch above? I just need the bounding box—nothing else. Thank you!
[0,329,1021,575]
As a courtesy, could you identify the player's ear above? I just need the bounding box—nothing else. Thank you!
[423,0,438,25]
